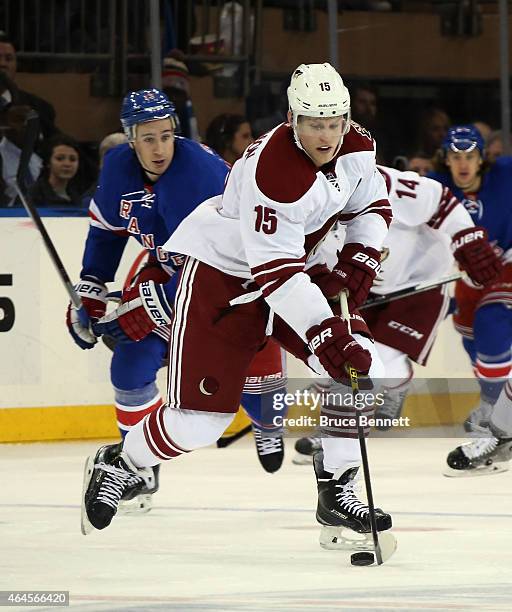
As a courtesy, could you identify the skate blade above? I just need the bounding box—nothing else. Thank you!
[443,462,509,478]
[118,494,153,515]
[319,526,397,562]
[80,455,95,536]
[292,453,313,465]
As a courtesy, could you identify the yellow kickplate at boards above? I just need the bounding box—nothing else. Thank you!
[0,405,120,443]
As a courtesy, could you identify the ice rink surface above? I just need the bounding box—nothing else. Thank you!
[1,435,512,612]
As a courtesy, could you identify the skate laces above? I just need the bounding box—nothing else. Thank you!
[94,462,144,510]
[253,429,283,455]
[334,481,369,518]
[462,436,498,460]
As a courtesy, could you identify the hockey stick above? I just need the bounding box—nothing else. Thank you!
[340,291,396,566]
[13,110,89,325]
[361,272,463,310]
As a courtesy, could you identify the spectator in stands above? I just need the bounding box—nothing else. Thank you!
[0,32,58,141]
[472,120,492,143]
[205,113,253,165]
[81,132,128,206]
[98,132,128,167]
[408,152,434,176]
[415,106,451,158]
[486,130,511,163]
[0,102,42,207]
[29,134,83,207]
[351,82,378,129]
[248,78,288,138]
[348,81,393,163]
[162,49,200,141]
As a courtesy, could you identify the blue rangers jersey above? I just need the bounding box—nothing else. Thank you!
[81,138,229,283]
[429,156,512,261]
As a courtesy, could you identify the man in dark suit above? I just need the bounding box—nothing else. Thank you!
[0,31,57,140]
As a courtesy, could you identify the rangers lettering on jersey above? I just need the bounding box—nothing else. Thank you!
[82,139,229,283]
[119,200,133,219]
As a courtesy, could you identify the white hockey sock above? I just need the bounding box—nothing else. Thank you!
[124,405,235,467]
[322,436,361,474]
[490,380,512,437]
[375,342,413,388]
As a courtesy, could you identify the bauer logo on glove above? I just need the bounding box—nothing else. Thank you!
[92,280,173,343]
[451,229,485,251]
[308,327,334,352]
[315,243,382,309]
[352,251,382,274]
[140,283,170,327]
[451,226,503,286]
[66,276,108,350]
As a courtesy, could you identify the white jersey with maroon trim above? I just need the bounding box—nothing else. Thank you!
[323,165,474,295]
[165,122,391,340]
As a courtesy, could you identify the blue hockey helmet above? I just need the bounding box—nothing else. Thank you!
[441,125,485,156]
[120,88,178,140]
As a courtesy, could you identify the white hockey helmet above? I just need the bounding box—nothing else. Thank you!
[287,63,351,152]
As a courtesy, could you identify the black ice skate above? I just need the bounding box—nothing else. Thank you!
[313,451,395,553]
[445,434,512,477]
[81,444,154,535]
[252,426,284,473]
[86,444,160,515]
[374,384,410,431]
[292,436,322,465]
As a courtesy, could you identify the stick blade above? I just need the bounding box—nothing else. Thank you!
[378,531,398,563]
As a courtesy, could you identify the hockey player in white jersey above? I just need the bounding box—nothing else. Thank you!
[295,165,501,461]
[82,62,395,548]
[367,166,499,424]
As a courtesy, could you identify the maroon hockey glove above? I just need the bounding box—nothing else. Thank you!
[452,226,503,286]
[66,276,108,350]
[315,243,381,310]
[306,316,372,380]
[92,281,173,343]
[129,254,171,287]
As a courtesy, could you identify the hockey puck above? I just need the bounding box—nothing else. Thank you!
[350,551,375,566]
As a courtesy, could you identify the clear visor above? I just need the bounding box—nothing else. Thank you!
[295,112,350,139]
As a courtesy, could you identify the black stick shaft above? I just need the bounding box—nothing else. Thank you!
[13,111,83,311]
[341,291,383,565]
[361,273,462,310]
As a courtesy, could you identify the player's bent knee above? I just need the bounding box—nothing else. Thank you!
[163,408,235,450]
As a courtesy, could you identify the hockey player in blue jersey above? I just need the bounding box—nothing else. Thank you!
[66,89,287,516]
[429,125,512,474]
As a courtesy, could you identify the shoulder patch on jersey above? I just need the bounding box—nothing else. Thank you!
[255,124,317,204]
[338,122,375,156]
